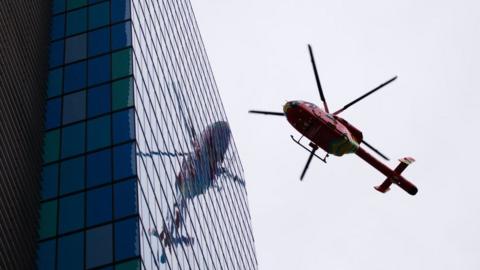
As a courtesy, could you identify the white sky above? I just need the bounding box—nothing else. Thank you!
[190,0,480,269]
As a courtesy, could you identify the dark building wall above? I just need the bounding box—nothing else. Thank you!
[0,1,51,269]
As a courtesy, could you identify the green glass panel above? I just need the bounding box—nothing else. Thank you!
[89,2,110,29]
[66,8,87,36]
[38,200,57,239]
[111,48,132,80]
[47,68,63,98]
[87,115,111,151]
[67,0,87,10]
[112,77,133,110]
[115,259,140,270]
[43,129,60,163]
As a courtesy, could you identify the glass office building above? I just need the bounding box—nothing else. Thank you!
[37,0,257,269]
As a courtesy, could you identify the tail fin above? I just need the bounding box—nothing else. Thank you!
[374,157,417,195]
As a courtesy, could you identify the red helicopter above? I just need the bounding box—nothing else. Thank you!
[249,45,418,195]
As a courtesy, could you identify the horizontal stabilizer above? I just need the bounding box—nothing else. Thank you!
[375,157,417,195]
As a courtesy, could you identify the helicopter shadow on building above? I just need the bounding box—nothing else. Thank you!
[137,84,245,264]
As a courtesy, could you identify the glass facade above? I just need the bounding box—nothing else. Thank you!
[38,0,257,269]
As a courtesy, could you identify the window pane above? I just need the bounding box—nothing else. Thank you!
[51,14,65,40]
[45,98,62,129]
[88,83,111,117]
[67,0,87,10]
[113,143,136,180]
[112,48,132,79]
[89,2,109,29]
[65,33,87,63]
[113,109,134,144]
[47,68,63,98]
[37,239,56,270]
[41,164,58,200]
[87,186,112,226]
[87,115,111,151]
[66,8,87,36]
[64,61,87,93]
[43,129,60,163]
[88,27,110,57]
[49,40,64,68]
[114,179,137,218]
[115,259,141,270]
[115,218,139,261]
[60,156,85,194]
[112,77,133,110]
[58,232,84,270]
[52,0,65,14]
[59,193,84,233]
[111,0,130,23]
[63,90,86,124]
[61,122,85,158]
[87,149,112,188]
[86,224,113,268]
[88,54,111,86]
[38,200,57,239]
[112,21,131,50]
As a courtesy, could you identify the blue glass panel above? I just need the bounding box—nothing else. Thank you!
[59,193,84,233]
[60,156,84,194]
[37,239,56,270]
[115,218,139,261]
[64,61,87,93]
[114,179,137,218]
[113,143,136,180]
[112,21,131,50]
[88,27,110,57]
[87,115,111,151]
[47,68,63,98]
[49,40,64,68]
[89,2,109,29]
[87,83,111,117]
[41,164,58,200]
[111,0,130,23]
[52,0,65,14]
[65,33,87,63]
[87,186,112,226]
[45,98,61,129]
[89,0,103,3]
[113,109,134,144]
[58,232,84,270]
[87,149,111,187]
[51,14,65,40]
[63,90,86,124]
[86,224,113,268]
[88,54,110,86]
[61,122,85,158]
[66,8,87,36]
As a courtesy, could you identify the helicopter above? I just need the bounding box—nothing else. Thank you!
[249,45,418,196]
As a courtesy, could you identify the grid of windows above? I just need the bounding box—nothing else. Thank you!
[39,0,257,269]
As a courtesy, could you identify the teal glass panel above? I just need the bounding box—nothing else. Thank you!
[86,224,113,268]
[67,0,87,10]
[41,164,58,200]
[112,21,131,50]
[58,232,84,270]
[87,149,111,188]
[59,193,84,233]
[61,122,85,158]
[66,8,87,35]
[112,77,133,110]
[115,259,141,270]
[114,179,137,218]
[43,129,60,163]
[87,115,111,151]
[60,156,85,194]
[63,90,86,124]
[89,2,110,29]
[38,200,57,239]
[65,33,87,63]
[112,48,132,79]
[114,218,139,261]
[87,186,112,226]
[113,142,136,180]
[37,239,56,270]
[47,68,63,98]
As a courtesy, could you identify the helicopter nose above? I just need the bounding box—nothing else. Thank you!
[283,102,290,114]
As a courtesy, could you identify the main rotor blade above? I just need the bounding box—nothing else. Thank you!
[333,76,398,115]
[248,110,285,116]
[362,140,390,161]
[308,44,329,113]
[300,148,317,180]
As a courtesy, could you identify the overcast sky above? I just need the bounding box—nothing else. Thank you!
[190,0,480,269]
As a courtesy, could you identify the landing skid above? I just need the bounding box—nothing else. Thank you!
[290,135,328,163]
